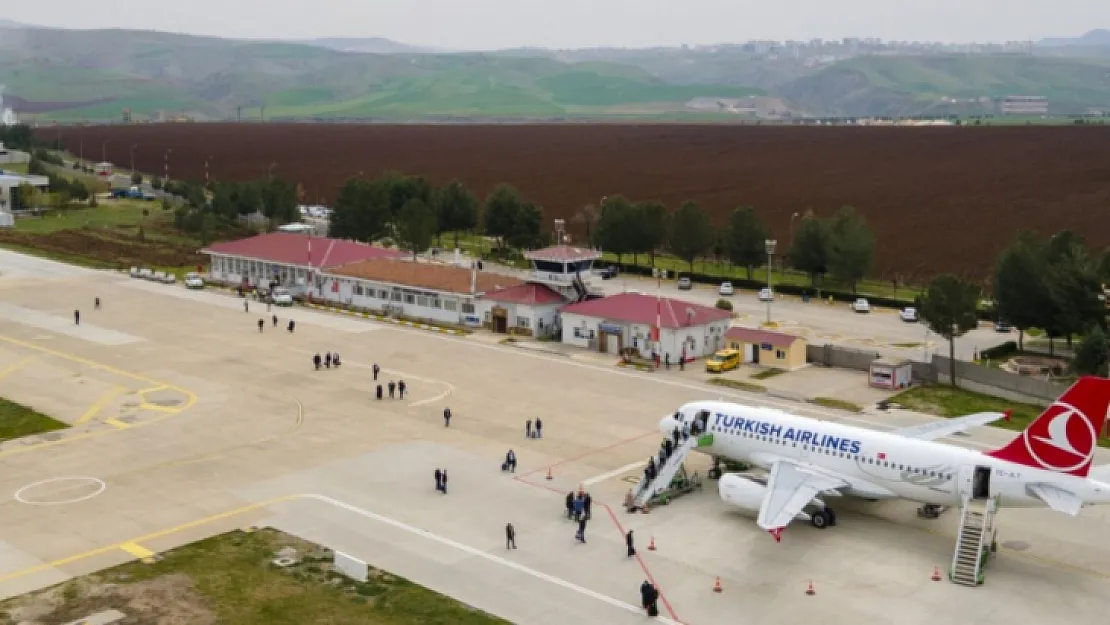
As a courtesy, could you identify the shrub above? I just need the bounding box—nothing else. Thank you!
[980,341,1017,361]
[715,298,733,311]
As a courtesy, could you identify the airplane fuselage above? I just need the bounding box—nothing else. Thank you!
[672,401,1110,510]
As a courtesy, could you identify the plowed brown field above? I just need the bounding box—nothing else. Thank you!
[57,124,1110,280]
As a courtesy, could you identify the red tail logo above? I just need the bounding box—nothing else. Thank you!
[986,376,1110,477]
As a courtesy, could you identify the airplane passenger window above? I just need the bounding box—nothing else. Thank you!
[868,458,873,464]
[898,464,904,470]
[929,471,936,477]
[883,462,889,467]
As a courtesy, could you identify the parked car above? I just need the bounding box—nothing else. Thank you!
[852,298,871,313]
[758,288,774,302]
[160,272,176,284]
[995,319,1013,332]
[899,307,918,322]
[152,271,168,283]
[129,266,140,278]
[597,265,618,280]
[270,286,294,307]
[677,277,692,290]
[184,272,205,289]
[138,268,154,280]
[718,282,734,296]
[705,349,741,373]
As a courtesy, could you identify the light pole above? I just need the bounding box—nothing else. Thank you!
[789,212,800,244]
[205,155,214,185]
[765,239,777,324]
[164,148,172,182]
[130,143,139,172]
[268,161,278,182]
[101,139,112,163]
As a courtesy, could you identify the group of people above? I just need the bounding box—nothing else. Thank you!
[564,489,593,543]
[258,314,296,333]
[501,449,517,473]
[376,378,406,400]
[524,418,543,439]
[312,351,342,369]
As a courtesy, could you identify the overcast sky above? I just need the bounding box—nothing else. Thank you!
[4,0,1105,49]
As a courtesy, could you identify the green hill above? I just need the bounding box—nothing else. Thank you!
[780,55,1110,116]
[0,27,762,121]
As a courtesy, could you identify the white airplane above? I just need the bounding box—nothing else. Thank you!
[657,376,1110,541]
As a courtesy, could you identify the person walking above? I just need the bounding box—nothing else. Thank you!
[74,309,80,325]
[313,353,322,370]
[397,380,406,399]
[575,517,587,543]
[288,319,296,333]
[505,523,517,550]
[258,318,264,333]
[376,384,383,400]
[387,381,396,398]
[332,352,341,367]
[272,314,278,327]
[641,581,659,616]
[534,418,543,439]
[565,492,575,519]
[434,468,443,492]
[626,530,636,557]
[372,363,380,381]
[525,419,532,438]
[583,491,592,521]
[443,407,451,427]
[440,470,448,494]
[325,352,332,369]
[94,297,101,310]
[244,300,249,313]
[573,493,584,522]
[505,449,517,473]
[664,353,670,370]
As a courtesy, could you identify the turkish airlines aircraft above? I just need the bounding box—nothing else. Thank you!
[657,376,1110,541]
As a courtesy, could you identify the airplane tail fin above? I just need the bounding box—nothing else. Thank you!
[984,376,1110,478]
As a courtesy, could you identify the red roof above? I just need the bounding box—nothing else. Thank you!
[560,293,731,329]
[482,283,566,306]
[202,233,405,269]
[725,326,801,348]
[524,245,602,262]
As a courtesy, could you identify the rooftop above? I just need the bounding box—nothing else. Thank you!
[201,233,405,269]
[524,245,602,263]
[328,259,523,295]
[724,326,802,348]
[481,283,566,307]
[0,172,49,187]
[560,292,731,329]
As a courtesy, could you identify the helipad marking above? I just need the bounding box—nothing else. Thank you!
[13,477,107,506]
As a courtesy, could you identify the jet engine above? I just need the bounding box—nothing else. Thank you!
[718,473,818,522]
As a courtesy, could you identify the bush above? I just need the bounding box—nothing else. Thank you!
[980,341,1018,361]
[715,299,733,311]
[131,172,143,185]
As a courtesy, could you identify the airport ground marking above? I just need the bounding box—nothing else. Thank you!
[118,542,155,563]
[582,462,645,487]
[104,419,131,430]
[76,386,125,425]
[0,356,35,381]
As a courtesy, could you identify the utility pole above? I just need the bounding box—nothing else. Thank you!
[164,148,172,182]
[101,139,112,163]
[236,106,242,122]
[205,156,213,185]
[130,143,139,172]
[765,239,777,325]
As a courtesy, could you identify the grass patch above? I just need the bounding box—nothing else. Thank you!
[751,367,786,380]
[809,397,863,413]
[708,378,766,393]
[0,397,68,442]
[883,385,1108,444]
[1,528,509,625]
[891,342,923,348]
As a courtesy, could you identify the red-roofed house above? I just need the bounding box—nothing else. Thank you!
[202,232,405,294]
[724,326,808,369]
[478,283,567,337]
[559,292,732,360]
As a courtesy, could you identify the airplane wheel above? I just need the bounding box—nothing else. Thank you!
[826,507,837,526]
[811,509,830,529]
[707,468,721,480]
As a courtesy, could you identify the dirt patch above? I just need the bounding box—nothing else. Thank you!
[1,574,216,625]
[56,123,1110,281]
[0,228,206,269]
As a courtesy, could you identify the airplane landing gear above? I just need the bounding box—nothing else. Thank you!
[707,457,722,480]
[916,504,948,519]
[811,507,836,529]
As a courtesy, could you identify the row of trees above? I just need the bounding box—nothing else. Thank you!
[327,172,544,259]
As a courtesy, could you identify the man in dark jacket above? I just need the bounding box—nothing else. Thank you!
[626,530,636,557]
[505,522,516,550]
[397,379,407,399]
[372,363,380,380]
[376,384,383,400]
[583,492,592,520]
[388,381,396,398]
[640,581,659,616]
[565,492,574,519]
[434,468,442,491]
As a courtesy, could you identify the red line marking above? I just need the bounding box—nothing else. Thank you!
[510,429,685,624]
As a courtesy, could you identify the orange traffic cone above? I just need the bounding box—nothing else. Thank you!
[545,467,553,481]
[648,536,656,551]
[805,581,815,596]
[931,566,942,582]
[712,577,722,593]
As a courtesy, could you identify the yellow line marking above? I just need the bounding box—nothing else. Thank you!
[136,385,168,394]
[119,542,154,560]
[137,403,179,414]
[104,418,131,430]
[0,356,36,381]
[76,386,125,424]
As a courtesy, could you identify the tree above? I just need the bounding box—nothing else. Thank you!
[260,178,299,228]
[15,183,37,210]
[151,176,164,191]
[396,198,437,260]
[826,206,876,293]
[789,213,830,287]
[507,201,543,250]
[726,206,769,279]
[483,184,522,250]
[668,201,713,271]
[434,180,479,249]
[994,233,1049,351]
[50,190,70,211]
[595,195,635,263]
[635,201,669,267]
[916,274,980,387]
[328,176,391,242]
[1045,252,1104,352]
[1073,327,1109,376]
[131,172,143,186]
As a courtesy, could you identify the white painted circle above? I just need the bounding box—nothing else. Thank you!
[14,477,107,506]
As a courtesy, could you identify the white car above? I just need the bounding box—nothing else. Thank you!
[758,288,774,302]
[270,286,293,306]
[151,271,168,283]
[138,268,154,280]
[899,307,918,322]
[159,272,176,284]
[718,282,734,296]
[129,266,140,278]
[677,277,692,290]
[852,298,871,313]
[184,272,205,289]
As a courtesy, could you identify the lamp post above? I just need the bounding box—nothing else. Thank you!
[205,155,214,185]
[101,139,112,163]
[163,148,172,182]
[268,161,278,182]
[129,143,139,172]
[789,212,800,244]
[765,239,777,324]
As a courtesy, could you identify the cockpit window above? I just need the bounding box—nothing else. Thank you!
[674,411,683,421]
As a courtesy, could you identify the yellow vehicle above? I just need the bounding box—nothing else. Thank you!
[705,349,741,373]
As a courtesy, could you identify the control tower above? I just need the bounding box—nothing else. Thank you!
[523,220,602,302]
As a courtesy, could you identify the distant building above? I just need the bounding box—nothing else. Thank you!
[1001,96,1048,115]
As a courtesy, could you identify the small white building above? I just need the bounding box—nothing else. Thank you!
[478,283,566,338]
[323,258,524,326]
[0,171,50,215]
[559,292,732,361]
[523,244,603,302]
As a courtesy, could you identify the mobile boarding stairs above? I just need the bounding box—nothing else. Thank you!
[951,493,1000,586]
[626,434,710,511]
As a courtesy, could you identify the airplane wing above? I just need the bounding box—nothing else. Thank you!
[756,460,849,531]
[1026,483,1084,516]
[891,411,1011,442]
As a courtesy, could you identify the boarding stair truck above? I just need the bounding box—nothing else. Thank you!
[950,493,1000,586]
[627,434,709,511]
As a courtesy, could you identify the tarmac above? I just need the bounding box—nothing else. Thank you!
[0,248,1108,624]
